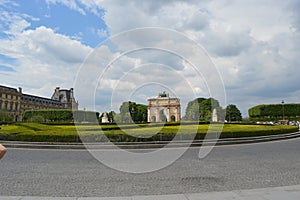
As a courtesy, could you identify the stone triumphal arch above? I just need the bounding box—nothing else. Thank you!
[147,92,181,122]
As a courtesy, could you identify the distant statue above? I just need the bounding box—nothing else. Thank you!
[101,112,109,123]
[212,108,218,122]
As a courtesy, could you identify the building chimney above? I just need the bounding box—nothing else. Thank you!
[18,87,22,93]
[53,87,60,100]
[70,88,74,99]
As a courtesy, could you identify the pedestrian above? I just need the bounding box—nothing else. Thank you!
[0,144,7,159]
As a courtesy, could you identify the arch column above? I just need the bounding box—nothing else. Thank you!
[156,107,160,122]
[147,108,151,122]
[167,107,171,122]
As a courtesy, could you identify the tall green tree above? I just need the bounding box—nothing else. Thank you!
[119,101,147,123]
[119,101,134,123]
[135,104,147,122]
[225,104,242,122]
[184,97,223,122]
[184,98,205,121]
[108,111,116,123]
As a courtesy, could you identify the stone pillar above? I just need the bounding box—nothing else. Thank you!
[176,107,181,122]
[212,108,218,122]
[12,102,16,111]
[156,107,159,122]
[147,108,150,122]
[167,108,171,122]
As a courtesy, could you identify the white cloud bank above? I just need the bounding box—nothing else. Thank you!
[1,0,300,116]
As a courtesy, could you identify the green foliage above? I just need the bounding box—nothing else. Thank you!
[0,123,297,143]
[0,111,13,123]
[23,110,99,122]
[184,98,205,121]
[135,104,147,122]
[184,97,223,122]
[248,104,300,121]
[99,111,117,123]
[119,101,147,123]
[113,113,122,123]
[108,111,115,122]
[225,104,242,122]
[119,101,133,123]
[73,110,99,122]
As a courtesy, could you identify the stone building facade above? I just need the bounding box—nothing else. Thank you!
[0,85,78,121]
[0,86,22,121]
[147,92,181,122]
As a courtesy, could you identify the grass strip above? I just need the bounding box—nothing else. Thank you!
[0,123,298,143]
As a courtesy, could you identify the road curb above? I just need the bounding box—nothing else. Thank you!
[1,132,300,150]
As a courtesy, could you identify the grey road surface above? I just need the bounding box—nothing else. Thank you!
[0,138,299,197]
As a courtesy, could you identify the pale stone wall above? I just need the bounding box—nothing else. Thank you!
[0,86,22,121]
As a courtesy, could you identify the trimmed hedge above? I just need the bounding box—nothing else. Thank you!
[0,123,298,143]
[23,110,99,122]
[249,104,300,121]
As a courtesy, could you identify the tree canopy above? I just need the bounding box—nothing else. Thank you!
[184,97,224,122]
[119,101,147,123]
[225,104,242,122]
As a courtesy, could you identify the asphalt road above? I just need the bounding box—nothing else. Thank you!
[0,138,299,198]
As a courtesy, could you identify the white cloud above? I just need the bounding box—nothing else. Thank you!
[0,25,92,97]
[97,28,108,38]
[46,0,86,15]
[207,0,293,41]
[2,0,300,116]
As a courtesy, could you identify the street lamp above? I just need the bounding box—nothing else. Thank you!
[281,100,285,121]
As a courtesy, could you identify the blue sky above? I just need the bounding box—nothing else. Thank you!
[1,0,300,117]
[0,0,107,46]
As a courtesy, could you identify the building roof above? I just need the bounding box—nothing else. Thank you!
[22,93,61,103]
[58,90,71,103]
[0,85,20,94]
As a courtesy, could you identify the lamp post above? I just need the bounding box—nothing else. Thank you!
[281,100,285,121]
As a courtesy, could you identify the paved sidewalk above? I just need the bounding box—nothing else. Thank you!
[1,184,300,200]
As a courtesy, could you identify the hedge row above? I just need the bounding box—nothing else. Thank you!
[0,124,297,143]
[23,110,100,122]
[106,125,298,142]
[248,104,300,120]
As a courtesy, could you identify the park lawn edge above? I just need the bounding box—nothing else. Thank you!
[0,123,298,143]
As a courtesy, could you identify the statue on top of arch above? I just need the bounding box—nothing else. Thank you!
[158,91,169,98]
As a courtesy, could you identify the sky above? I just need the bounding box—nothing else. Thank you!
[1,0,300,117]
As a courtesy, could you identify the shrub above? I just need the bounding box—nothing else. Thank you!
[23,110,99,122]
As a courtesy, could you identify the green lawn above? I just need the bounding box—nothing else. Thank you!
[0,123,298,143]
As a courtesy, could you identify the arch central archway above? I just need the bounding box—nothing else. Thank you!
[147,92,181,122]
